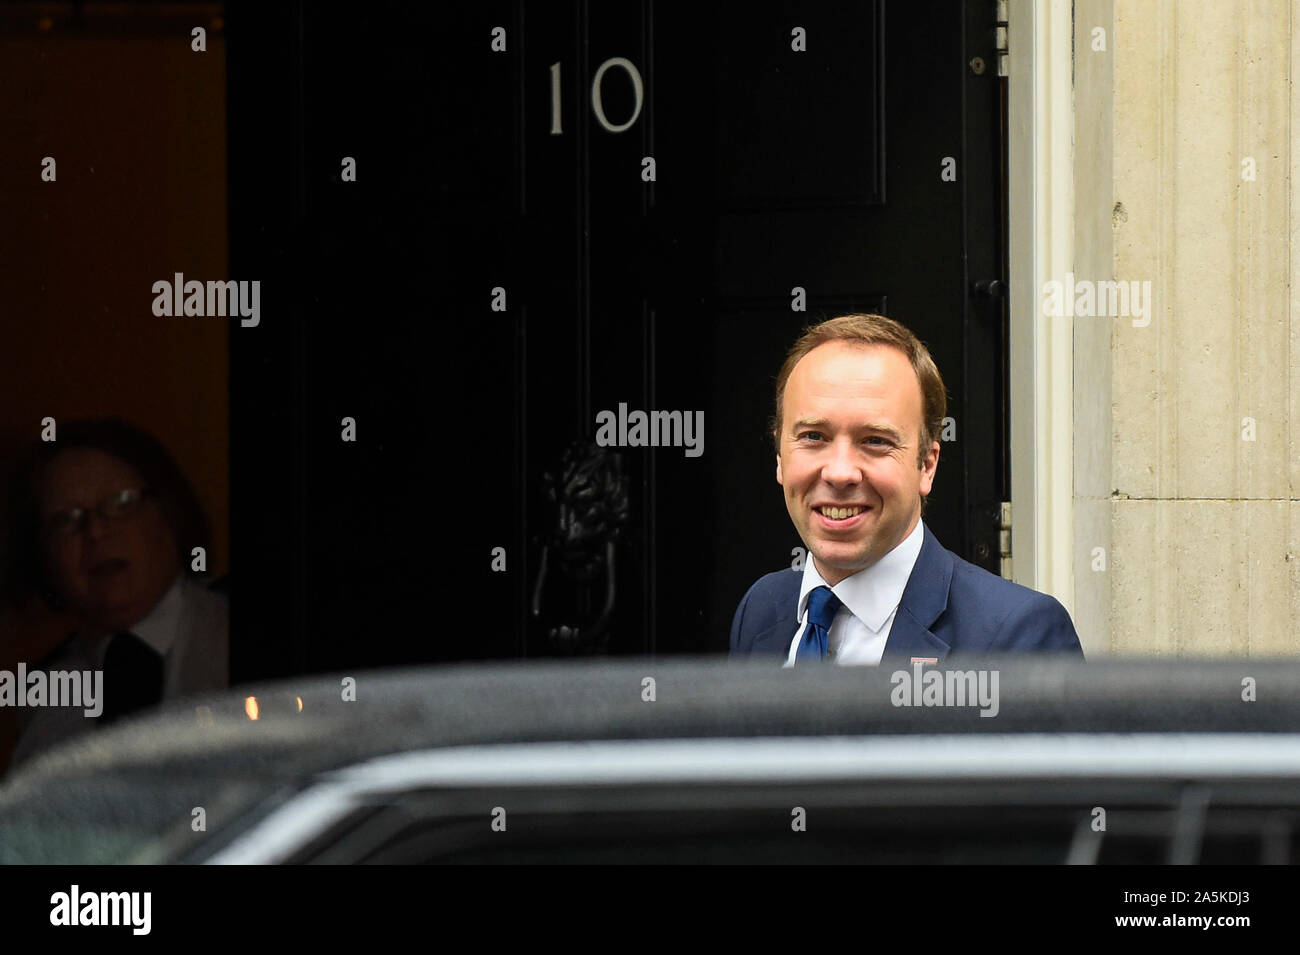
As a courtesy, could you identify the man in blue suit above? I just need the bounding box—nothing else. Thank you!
[730,314,1084,665]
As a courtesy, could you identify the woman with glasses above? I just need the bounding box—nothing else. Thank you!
[2,418,228,768]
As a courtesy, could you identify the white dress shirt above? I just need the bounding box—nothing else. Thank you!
[10,573,229,767]
[784,517,925,667]
[128,573,229,698]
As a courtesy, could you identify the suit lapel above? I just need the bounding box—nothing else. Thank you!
[750,619,797,656]
[750,572,801,657]
[881,523,953,662]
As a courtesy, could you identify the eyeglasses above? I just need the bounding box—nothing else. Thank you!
[44,487,154,537]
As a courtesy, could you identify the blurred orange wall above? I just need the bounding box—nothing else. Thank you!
[0,4,228,775]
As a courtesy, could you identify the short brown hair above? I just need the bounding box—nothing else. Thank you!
[770,313,948,471]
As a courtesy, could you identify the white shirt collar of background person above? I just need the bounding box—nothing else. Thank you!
[784,517,926,667]
[121,571,186,658]
[120,572,228,697]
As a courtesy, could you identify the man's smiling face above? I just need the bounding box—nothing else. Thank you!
[775,341,939,586]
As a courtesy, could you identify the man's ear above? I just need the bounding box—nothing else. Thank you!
[775,451,784,486]
[918,440,940,496]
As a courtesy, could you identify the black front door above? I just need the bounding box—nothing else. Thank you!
[228,0,1005,676]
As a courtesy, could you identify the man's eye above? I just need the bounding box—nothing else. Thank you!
[798,431,824,441]
[867,437,890,446]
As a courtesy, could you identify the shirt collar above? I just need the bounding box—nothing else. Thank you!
[128,573,186,656]
[797,517,926,632]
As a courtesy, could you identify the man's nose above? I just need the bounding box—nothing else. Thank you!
[821,438,863,482]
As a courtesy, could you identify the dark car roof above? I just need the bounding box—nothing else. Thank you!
[2,657,1298,863]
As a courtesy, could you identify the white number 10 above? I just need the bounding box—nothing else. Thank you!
[549,57,645,135]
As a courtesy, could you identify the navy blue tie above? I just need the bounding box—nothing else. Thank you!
[797,586,842,663]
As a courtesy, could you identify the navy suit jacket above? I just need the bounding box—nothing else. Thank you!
[730,523,1084,662]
